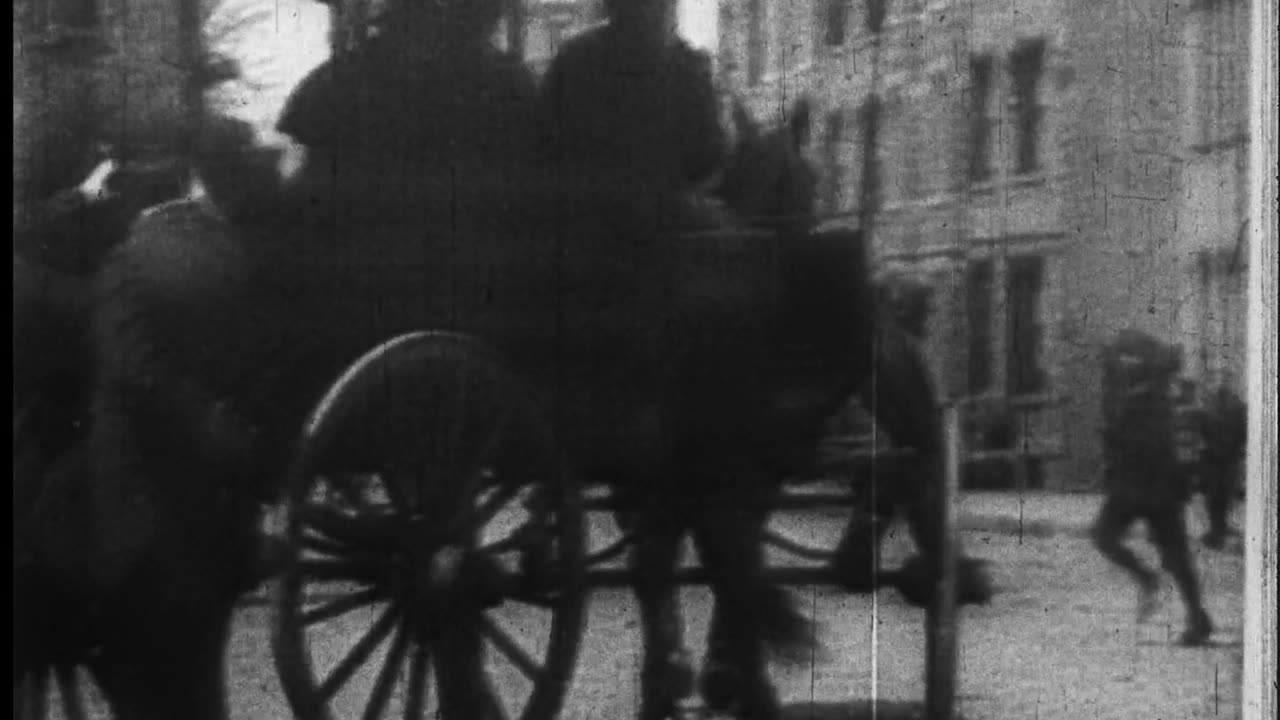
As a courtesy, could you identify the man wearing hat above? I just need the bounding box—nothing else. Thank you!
[274,0,540,223]
[534,0,726,212]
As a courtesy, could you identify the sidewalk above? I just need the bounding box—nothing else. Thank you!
[957,490,1233,542]
[957,491,1101,538]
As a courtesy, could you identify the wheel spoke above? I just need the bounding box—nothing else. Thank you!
[479,525,533,555]
[297,503,399,550]
[480,615,543,681]
[483,689,510,720]
[403,641,430,720]
[320,603,401,702]
[304,587,384,626]
[362,621,411,720]
[55,665,86,720]
[302,557,387,584]
[430,620,505,720]
[506,589,560,609]
[301,531,351,556]
[461,482,523,536]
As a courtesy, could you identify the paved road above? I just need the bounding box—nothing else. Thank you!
[44,493,1244,719]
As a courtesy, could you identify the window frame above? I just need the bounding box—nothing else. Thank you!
[968,53,996,184]
[1005,253,1048,396]
[1008,38,1047,177]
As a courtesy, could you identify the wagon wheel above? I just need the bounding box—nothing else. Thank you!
[273,332,586,720]
[13,663,94,720]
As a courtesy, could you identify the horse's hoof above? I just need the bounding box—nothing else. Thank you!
[1180,611,1213,647]
[894,555,994,607]
[958,558,995,605]
[698,661,740,712]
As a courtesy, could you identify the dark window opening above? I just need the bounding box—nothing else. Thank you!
[966,259,994,394]
[824,0,851,46]
[865,0,887,34]
[969,54,995,183]
[1009,38,1046,175]
[1006,255,1047,395]
[747,0,766,85]
[34,0,98,30]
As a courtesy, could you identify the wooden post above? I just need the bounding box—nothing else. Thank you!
[925,404,960,720]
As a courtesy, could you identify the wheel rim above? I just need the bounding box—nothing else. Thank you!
[273,333,585,720]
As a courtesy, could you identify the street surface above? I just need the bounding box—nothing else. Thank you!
[44,492,1244,719]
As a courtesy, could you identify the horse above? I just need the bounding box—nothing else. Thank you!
[643,99,993,717]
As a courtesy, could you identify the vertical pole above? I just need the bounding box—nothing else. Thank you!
[925,404,960,720]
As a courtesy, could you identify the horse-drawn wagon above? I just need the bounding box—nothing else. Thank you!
[13,104,977,720]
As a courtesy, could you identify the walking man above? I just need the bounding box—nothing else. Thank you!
[1093,330,1213,646]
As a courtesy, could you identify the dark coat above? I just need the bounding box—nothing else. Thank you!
[535,26,727,192]
[276,32,541,223]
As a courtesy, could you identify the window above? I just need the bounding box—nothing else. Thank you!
[901,101,925,199]
[28,0,98,31]
[824,0,851,46]
[968,54,995,183]
[1009,39,1046,175]
[823,110,846,212]
[1190,0,1247,148]
[865,0,888,34]
[1006,255,1047,395]
[857,94,882,221]
[966,259,994,394]
[747,0,767,85]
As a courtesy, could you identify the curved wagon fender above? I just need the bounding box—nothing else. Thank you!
[277,330,555,483]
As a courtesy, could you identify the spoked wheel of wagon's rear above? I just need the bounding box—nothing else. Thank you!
[272,332,586,720]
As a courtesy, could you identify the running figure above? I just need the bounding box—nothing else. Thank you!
[1093,330,1213,646]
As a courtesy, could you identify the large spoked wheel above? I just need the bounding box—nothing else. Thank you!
[273,332,586,720]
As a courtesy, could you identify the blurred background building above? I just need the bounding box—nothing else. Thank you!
[714,0,1250,490]
[13,0,1251,491]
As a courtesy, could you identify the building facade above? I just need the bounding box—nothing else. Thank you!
[714,0,1250,490]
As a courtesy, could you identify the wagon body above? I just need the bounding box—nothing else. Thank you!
[142,178,869,491]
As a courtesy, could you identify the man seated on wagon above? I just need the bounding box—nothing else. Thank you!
[534,0,727,222]
[271,0,541,226]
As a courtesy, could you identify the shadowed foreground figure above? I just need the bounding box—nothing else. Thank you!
[824,272,992,606]
[1197,381,1246,550]
[1093,330,1213,646]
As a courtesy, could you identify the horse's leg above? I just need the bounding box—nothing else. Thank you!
[630,503,688,720]
[691,509,782,720]
[866,328,991,604]
[701,476,781,709]
[828,462,899,591]
[694,474,810,720]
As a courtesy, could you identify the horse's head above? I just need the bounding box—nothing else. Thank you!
[717,97,818,235]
